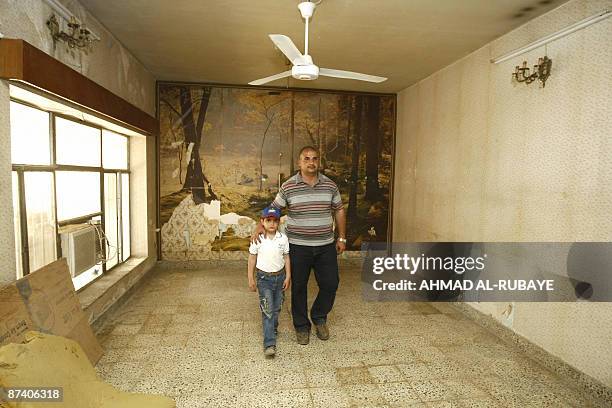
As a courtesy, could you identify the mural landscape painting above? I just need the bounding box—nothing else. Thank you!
[158,84,395,260]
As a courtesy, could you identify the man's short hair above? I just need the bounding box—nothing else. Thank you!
[299,145,319,157]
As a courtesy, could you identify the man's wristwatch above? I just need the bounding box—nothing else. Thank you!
[337,237,347,244]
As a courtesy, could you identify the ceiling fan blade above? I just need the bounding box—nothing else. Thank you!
[319,68,387,83]
[248,70,293,86]
[269,34,304,65]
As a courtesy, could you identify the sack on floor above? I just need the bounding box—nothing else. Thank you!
[0,331,175,408]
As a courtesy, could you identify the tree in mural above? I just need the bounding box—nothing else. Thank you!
[295,103,319,148]
[160,86,217,204]
[159,97,185,183]
[337,95,351,159]
[365,95,382,201]
[294,93,341,172]
[348,95,365,220]
[238,91,289,191]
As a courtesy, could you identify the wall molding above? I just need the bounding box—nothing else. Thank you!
[0,38,157,136]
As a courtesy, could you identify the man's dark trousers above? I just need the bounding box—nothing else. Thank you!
[289,243,339,332]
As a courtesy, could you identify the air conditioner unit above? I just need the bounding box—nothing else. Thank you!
[60,225,97,277]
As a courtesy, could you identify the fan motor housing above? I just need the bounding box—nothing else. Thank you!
[292,64,319,80]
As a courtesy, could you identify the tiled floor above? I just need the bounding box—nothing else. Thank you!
[95,262,604,407]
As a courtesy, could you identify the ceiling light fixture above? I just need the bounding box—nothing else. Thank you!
[492,9,610,64]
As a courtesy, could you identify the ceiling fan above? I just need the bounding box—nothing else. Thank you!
[249,1,387,86]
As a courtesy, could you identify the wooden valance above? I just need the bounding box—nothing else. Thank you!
[0,39,157,136]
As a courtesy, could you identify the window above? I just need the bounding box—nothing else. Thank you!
[55,117,101,167]
[56,171,101,221]
[9,102,51,165]
[10,95,132,290]
[23,172,57,273]
[103,130,128,170]
[12,172,23,278]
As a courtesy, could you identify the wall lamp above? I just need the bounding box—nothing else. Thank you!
[44,0,100,52]
[512,56,552,87]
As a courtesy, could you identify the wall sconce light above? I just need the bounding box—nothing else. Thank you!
[47,14,98,52]
[512,56,552,87]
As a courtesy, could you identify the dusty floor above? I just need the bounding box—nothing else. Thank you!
[95,262,604,407]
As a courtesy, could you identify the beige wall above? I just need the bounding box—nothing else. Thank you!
[0,0,157,284]
[394,0,612,387]
[0,83,15,284]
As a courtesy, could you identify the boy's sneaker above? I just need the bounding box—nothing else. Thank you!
[296,330,310,345]
[315,323,329,340]
[264,346,276,357]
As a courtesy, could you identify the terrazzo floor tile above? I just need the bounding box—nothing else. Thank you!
[368,365,405,384]
[452,398,500,408]
[173,392,239,408]
[238,389,313,407]
[309,387,352,407]
[409,380,458,402]
[239,368,308,392]
[341,383,388,406]
[93,262,604,407]
[336,366,375,386]
[305,367,341,388]
[440,379,489,400]
[378,382,421,406]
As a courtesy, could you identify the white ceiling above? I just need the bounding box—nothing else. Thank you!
[80,0,568,93]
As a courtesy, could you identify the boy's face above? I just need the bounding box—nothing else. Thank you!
[262,217,279,233]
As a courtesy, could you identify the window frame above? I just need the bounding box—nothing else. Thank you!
[10,98,132,288]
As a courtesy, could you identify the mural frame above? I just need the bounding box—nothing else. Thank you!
[155,81,397,260]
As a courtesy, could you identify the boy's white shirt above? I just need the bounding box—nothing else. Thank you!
[249,231,290,273]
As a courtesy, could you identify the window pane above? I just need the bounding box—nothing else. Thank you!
[55,117,101,166]
[10,102,51,165]
[104,173,119,269]
[56,171,101,221]
[24,172,57,272]
[121,173,130,261]
[12,172,23,278]
[103,130,128,169]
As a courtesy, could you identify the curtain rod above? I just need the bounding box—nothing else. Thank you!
[491,9,611,64]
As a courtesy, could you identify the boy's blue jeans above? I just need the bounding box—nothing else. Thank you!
[256,269,285,348]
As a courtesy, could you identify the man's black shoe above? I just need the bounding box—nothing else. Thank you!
[315,323,329,340]
[296,330,310,345]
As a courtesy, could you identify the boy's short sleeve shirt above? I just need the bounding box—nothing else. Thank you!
[249,232,289,273]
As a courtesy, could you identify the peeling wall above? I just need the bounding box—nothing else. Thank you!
[0,1,157,306]
[0,0,156,115]
[393,0,612,387]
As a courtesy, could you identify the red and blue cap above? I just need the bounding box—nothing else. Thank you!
[261,206,281,219]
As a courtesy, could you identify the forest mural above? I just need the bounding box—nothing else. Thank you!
[158,83,395,260]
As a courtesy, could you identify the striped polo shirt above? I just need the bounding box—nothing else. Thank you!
[272,172,344,246]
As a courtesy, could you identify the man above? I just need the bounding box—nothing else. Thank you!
[253,146,347,345]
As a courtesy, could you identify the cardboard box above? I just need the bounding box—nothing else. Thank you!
[0,258,102,364]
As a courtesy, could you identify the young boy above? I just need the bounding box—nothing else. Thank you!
[248,207,291,357]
